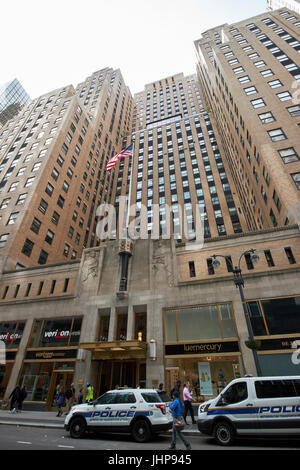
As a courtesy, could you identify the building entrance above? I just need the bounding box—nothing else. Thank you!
[46,370,74,411]
[98,360,146,395]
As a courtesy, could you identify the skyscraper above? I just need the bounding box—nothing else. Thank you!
[0,69,133,271]
[267,0,300,15]
[195,7,300,231]
[0,79,30,128]
[104,72,247,244]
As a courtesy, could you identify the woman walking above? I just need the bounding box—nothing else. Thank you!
[168,391,191,450]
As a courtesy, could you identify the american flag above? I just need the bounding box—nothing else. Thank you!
[106,144,133,171]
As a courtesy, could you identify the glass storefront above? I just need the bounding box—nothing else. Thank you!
[17,316,82,407]
[247,296,300,377]
[165,356,242,401]
[0,321,25,400]
[164,303,243,401]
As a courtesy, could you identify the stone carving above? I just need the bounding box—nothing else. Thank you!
[82,251,99,282]
[152,240,174,287]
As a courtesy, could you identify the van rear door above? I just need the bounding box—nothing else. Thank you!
[254,379,300,435]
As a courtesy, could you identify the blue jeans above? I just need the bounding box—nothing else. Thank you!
[171,417,189,447]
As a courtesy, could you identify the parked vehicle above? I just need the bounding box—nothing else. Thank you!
[65,388,173,442]
[197,375,300,445]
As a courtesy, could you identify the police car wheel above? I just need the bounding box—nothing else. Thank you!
[131,419,151,443]
[213,421,235,446]
[69,416,87,439]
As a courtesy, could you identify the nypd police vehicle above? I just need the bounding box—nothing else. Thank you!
[197,375,300,445]
[65,388,172,442]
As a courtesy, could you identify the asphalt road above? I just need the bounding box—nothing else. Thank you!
[0,424,300,452]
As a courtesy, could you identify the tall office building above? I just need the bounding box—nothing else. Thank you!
[267,0,300,14]
[0,69,133,271]
[195,7,300,232]
[105,72,248,243]
[0,79,30,128]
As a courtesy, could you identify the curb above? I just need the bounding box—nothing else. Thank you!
[0,420,200,436]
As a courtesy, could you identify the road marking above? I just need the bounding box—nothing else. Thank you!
[58,445,75,449]
[17,441,32,445]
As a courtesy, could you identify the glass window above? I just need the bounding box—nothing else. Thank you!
[258,111,275,124]
[278,148,299,164]
[261,297,300,335]
[255,380,297,398]
[141,392,161,403]
[218,382,248,405]
[291,172,300,189]
[247,301,267,335]
[95,392,117,405]
[114,392,136,404]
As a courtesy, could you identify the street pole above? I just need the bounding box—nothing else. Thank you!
[212,250,263,377]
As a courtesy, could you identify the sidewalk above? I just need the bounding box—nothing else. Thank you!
[0,409,199,435]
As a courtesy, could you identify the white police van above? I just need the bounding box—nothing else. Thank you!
[197,375,300,445]
[65,388,172,442]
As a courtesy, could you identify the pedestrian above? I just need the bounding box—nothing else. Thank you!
[56,383,65,417]
[183,381,196,425]
[157,383,164,392]
[85,382,94,402]
[168,391,191,450]
[170,380,181,398]
[17,386,27,412]
[77,387,84,404]
[9,385,21,413]
[65,383,76,414]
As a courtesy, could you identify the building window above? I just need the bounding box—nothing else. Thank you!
[51,211,60,225]
[278,148,299,164]
[30,217,42,234]
[38,198,48,214]
[7,212,19,225]
[45,182,54,196]
[189,261,196,277]
[21,238,34,257]
[277,91,292,101]
[287,105,300,117]
[16,193,27,205]
[264,250,275,267]
[57,195,65,208]
[38,250,48,265]
[285,247,296,264]
[268,79,283,89]
[251,98,266,108]
[254,60,266,68]
[207,258,215,275]
[291,172,300,189]
[258,111,275,124]
[267,128,286,142]
[244,86,257,95]
[260,69,274,77]
[238,75,251,84]
[0,233,9,248]
[45,229,54,245]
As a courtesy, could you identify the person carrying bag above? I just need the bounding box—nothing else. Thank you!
[168,391,191,450]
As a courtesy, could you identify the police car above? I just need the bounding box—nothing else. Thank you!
[197,375,300,445]
[64,388,173,442]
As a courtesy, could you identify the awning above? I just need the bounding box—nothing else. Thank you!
[79,340,147,360]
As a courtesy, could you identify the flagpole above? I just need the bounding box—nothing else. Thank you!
[126,140,134,234]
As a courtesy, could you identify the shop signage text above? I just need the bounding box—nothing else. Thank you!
[25,349,77,360]
[165,341,239,356]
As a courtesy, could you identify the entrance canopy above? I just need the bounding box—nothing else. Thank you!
[79,340,147,360]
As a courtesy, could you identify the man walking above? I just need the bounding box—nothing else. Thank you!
[183,381,196,425]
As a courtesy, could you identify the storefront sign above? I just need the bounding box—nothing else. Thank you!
[198,362,213,395]
[0,322,25,347]
[25,349,78,360]
[258,337,300,351]
[165,341,239,356]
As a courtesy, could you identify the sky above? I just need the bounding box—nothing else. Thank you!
[1,0,268,100]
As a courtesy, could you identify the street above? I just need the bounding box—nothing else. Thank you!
[0,424,299,451]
